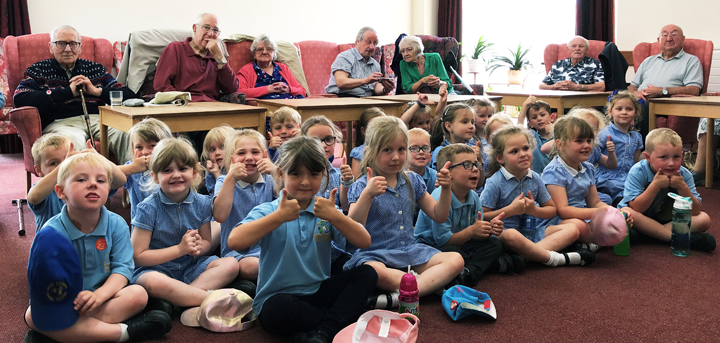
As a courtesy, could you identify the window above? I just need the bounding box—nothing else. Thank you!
[461,0,576,85]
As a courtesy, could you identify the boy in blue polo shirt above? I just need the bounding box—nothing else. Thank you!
[24,153,171,343]
[619,128,715,251]
[28,133,126,230]
[415,144,503,287]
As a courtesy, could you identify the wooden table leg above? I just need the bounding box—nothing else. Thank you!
[558,99,565,116]
[346,120,354,164]
[100,122,109,158]
[707,117,714,188]
[648,102,656,131]
[495,99,502,113]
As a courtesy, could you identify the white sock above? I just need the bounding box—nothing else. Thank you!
[374,295,388,309]
[389,290,400,308]
[118,323,129,342]
[544,251,581,266]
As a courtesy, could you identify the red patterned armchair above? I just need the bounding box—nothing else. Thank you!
[543,40,607,74]
[633,39,714,145]
[5,33,114,193]
[0,37,18,150]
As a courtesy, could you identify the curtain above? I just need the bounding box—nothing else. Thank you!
[438,0,462,77]
[576,0,614,42]
[0,0,31,37]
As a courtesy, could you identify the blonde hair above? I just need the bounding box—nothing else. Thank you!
[32,133,72,167]
[270,106,302,126]
[437,143,474,171]
[357,107,386,147]
[605,91,643,128]
[408,127,431,140]
[300,115,342,141]
[127,118,172,159]
[484,113,514,141]
[551,115,595,159]
[466,98,496,113]
[404,103,432,131]
[202,125,235,161]
[485,125,536,176]
[57,152,113,186]
[568,106,607,134]
[431,102,474,150]
[273,136,330,194]
[149,137,203,191]
[223,129,268,170]
[645,128,682,153]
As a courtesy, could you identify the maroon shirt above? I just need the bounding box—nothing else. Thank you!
[154,37,239,102]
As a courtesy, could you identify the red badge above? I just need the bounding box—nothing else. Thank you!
[95,238,107,251]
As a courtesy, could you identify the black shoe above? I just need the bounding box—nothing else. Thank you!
[577,248,596,266]
[492,253,515,274]
[628,228,645,245]
[367,291,398,310]
[24,331,58,343]
[125,310,172,342]
[295,330,329,343]
[508,254,526,273]
[454,268,477,287]
[143,297,174,317]
[229,279,257,298]
[690,233,716,252]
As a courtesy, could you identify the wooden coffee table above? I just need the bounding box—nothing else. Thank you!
[486,89,611,116]
[256,98,401,155]
[649,96,720,188]
[366,94,504,114]
[98,102,267,157]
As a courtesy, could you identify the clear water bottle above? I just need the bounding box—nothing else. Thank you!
[398,266,419,317]
[668,193,691,257]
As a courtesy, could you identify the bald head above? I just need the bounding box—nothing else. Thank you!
[658,24,685,58]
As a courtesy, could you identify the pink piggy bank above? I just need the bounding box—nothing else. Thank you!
[589,207,628,246]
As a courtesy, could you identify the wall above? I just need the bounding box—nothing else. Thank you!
[27,0,415,44]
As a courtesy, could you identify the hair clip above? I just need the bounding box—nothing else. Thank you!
[443,106,451,118]
[607,90,618,102]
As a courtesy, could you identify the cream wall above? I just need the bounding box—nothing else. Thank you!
[27,0,418,44]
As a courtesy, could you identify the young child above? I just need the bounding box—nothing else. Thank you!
[619,128,714,251]
[517,96,556,174]
[430,103,478,169]
[415,144,504,286]
[400,94,434,133]
[347,116,464,307]
[408,128,438,192]
[267,106,302,162]
[228,136,377,343]
[25,153,171,343]
[595,91,644,205]
[202,125,236,197]
[480,126,595,267]
[350,107,386,179]
[467,97,496,148]
[130,138,239,312]
[28,133,126,230]
[212,129,274,283]
[484,113,515,143]
[119,118,173,220]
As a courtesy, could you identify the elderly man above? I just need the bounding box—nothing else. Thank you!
[325,27,394,97]
[154,13,239,102]
[628,24,703,139]
[14,25,135,163]
[540,36,605,92]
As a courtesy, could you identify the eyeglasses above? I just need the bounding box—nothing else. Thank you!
[361,39,378,47]
[569,44,587,49]
[199,24,221,35]
[314,136,337,146]
[255,47,275,53]
[53,41,81,50]
[409,145,431,153]
[399,47,414,54]
[448,161,482,170]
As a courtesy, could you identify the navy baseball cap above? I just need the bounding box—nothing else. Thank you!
[27,227,83,331]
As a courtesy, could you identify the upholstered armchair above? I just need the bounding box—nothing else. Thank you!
[633,39,714,145]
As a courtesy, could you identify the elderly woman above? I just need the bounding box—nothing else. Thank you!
[540,36,605,91]
[399,36,454,94]
[236,34,305,99]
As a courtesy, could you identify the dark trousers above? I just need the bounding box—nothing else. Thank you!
[439,236,503,283]
[258,265,378,338]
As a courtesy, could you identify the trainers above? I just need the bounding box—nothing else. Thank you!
[143,298,174,317]
[24,330,57,343]
[228,279,257,298]
[125,310,172,342]
[577,248,596,266]
[690,233,716,252]
[509,254,526,273]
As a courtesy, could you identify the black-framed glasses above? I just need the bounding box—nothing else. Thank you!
[199,24,221,35]
[53,41,81,50]
[449,161,482,170]
[409,145,431,153]
[255,47,275,53]
[314,136,337,146]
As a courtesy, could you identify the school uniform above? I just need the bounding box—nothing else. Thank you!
[205,171,220,196]
[344,171,440,270]
[43,205,134,291]
[349,144,365,165]
[481,167,552,243]
[587,145,613,205]
[432,139,487,172]
[595,123,643,200]
[531,130,552,174]
[242,193,377,337]
[214,174,274,261]
[28,183,65,231]
[415,187,502,283]
[131,190,218,283]
[124,161,156,220]
[541,156,597,227]
[618,160,700,224]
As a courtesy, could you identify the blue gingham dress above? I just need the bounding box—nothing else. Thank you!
[344,171,439,270]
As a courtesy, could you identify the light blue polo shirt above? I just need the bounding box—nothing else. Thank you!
[415,186,481,247]
[618,159,700,209]
[542,156,596,209]
[28,183,65,231]
[325,48,382,97]
[631,49,703,91]
[480,167,552,231]
[42,205,134,291]
[242,193,347,314]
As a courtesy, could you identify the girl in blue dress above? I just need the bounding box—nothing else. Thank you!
[228,136,376,343]
[350,107,386,179]
[202,125,236,254]
[570,108,617,205]
[346,116,464,305]
[430,103,479,169]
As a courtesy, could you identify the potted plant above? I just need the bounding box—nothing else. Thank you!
[487,43,533,84]
[466,36,493,73]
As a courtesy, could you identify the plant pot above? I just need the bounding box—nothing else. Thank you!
[467,59,480,73]
[507,70,522,84]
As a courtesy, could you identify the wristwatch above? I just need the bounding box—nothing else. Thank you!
[662,87,668,96]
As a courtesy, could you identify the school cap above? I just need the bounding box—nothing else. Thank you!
[180,288,256,332]
[441,285,497,321]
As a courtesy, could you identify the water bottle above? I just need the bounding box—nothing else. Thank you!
[398,266,419,317]
[668,193,692,257]
[614,212,630,256]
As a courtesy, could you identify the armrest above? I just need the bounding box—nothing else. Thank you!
[219,92,246,104]
[9,107,42,176]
